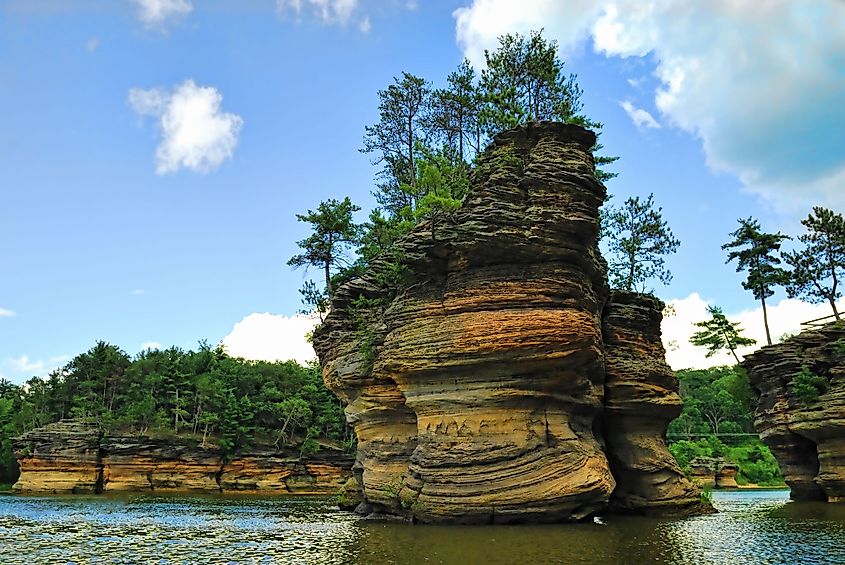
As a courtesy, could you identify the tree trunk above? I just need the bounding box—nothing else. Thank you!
[830,296,841,321]
[729,347,741,365]
[761,295,773,345]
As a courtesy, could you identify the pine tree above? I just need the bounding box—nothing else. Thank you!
[783,206,845,321]
[723,218,790,345]
[690,306,756,364]
[288,197,360,299]
[602,193,680,292]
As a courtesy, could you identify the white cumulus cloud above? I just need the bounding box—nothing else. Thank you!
[278,0,359,26]
[620,100,660,129]
[0,308,16,318]
[141,342,162,351]
[453,0,845,211]
[129,79,243,175]
[662,293,845,370]
[132,0,193,28]
[222,312,319,366]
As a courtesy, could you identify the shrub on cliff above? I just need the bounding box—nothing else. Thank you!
[789,365,829,405]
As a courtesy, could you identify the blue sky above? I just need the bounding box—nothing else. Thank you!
[2,0,843,382]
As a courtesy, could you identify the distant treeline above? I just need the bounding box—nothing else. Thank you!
[0,341,350,484]
[668,366,784,486]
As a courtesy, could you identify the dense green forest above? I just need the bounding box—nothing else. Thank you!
[668,366,784,486]
[0,341,350,484]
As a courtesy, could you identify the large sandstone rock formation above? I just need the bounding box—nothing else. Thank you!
[313,122,706,523]
[12,421,353,495]
[742,321,845,502]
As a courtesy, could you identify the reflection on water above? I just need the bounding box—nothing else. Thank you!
[1,490,844,564]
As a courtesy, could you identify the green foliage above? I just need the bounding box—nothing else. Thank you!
[789,365,829,405]
[601,193,680,292]
[689,305,756,364]
[723,217,790,345]
[298,280,328,322]
[700,485,714,505]
[668,366,785,486]
[288,197,361,300]
[782,206,845,321]
[0,343,351,478]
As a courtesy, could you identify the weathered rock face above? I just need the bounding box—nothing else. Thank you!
[314,122,706,523]
[13,421,353,495]
[603,292,704,513]
[11,421,102,494]
[742,321,845,502]
[687,457,738,490]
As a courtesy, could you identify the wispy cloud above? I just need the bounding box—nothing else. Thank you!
[132,0,193,28]
[278,0,360,27]
[0,308,16,318]
[131,289,145,295]
[7,354,70,377]
[85,37,99,53]
[129,79,244,175]
[620,100,661,129]
[358,16,371,34]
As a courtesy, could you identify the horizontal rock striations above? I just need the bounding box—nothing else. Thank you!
[603,291,705,513]
[314,122,706,523]
[12,421,353,495]
[742,321,845,502]
[11,420,103,494]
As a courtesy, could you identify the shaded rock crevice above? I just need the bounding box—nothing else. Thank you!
[314,122,707,523]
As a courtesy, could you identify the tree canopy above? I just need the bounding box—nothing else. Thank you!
[601,193,680,292]
[287,197,361,300]
[723,217,790,345]
[783,206,845,321]
[689,306,756,364]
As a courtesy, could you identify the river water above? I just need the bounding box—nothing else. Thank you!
[1,490,843,564]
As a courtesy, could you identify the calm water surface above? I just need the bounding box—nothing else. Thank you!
[1,490,844,564]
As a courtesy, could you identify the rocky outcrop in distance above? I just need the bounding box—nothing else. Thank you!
[12,420,353,495]
[313,122,708,524]
[743,321,845,502]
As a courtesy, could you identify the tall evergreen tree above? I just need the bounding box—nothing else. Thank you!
[690,306,757,364]
[288,197,360,299]
[602,193,680,292]
[361,73,431,215]
[782,206,845,320]
[722,217,790,345]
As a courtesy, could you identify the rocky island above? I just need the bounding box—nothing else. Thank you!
[743,321,845,502]
[313,122,708,523]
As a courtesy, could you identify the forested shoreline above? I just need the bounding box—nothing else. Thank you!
[0,341,350,485]
[669,366,784,486]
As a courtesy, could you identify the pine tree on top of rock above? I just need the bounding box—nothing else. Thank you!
[782,206,845,321]
[601,193,680,294]
[722,217,790,346]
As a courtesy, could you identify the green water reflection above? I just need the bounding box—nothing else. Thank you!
[1,490,843,564]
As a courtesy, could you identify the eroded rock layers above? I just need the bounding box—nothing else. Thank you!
[602,291,704,514]
[742,322,845,502]
[12,420,353,495]
[314,122,705,523]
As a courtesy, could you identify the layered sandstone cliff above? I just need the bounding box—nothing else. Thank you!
[12,421,353,495]
[742,321,845,502]
[313,122,706,523]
